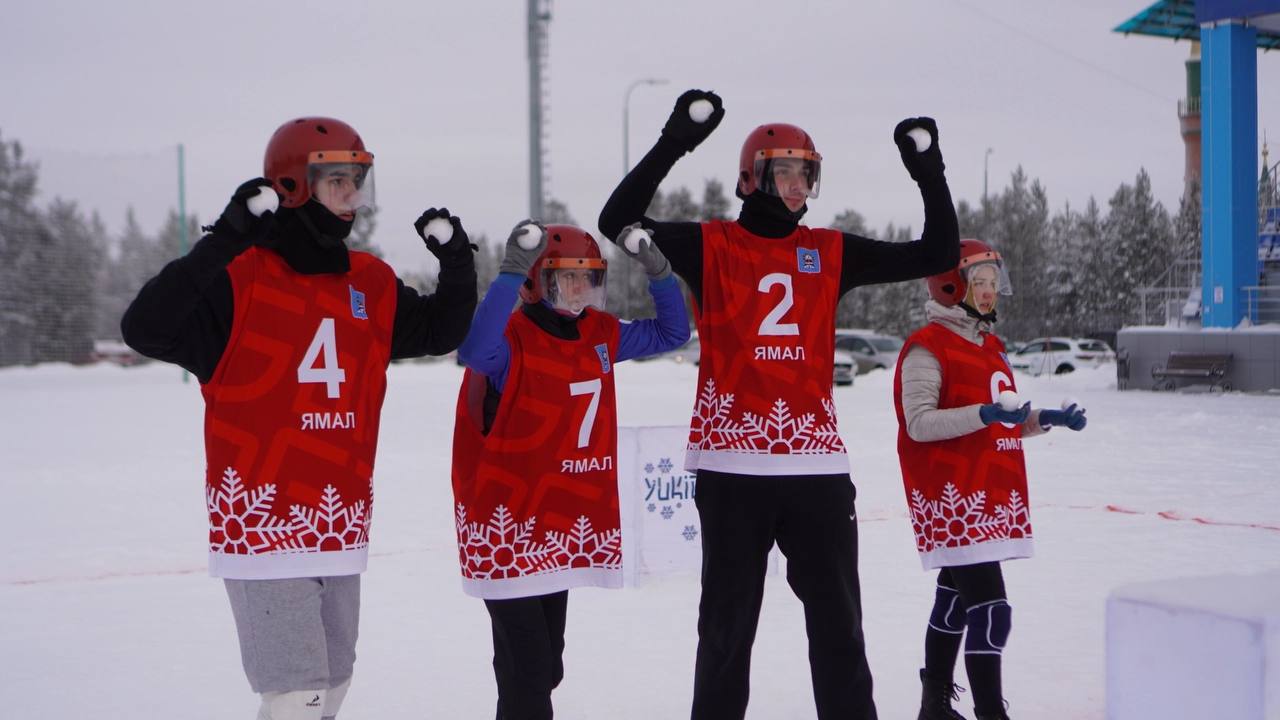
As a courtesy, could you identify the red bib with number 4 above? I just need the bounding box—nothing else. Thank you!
[202,247,396,579]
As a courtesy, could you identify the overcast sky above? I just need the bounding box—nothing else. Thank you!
[5,1,1279,273]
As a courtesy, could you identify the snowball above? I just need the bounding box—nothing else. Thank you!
[998,390,1020,411]
[1062,396,1082,411]
[688,99,714,124]
[906,127,932,152]
[622,227,651,254]
[516,223,542,250]
[423,217,453,244]
[246,186,278,217]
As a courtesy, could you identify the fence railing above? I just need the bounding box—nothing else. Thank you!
[1244,286,1280,325]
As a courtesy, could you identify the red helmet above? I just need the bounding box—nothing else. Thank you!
[519,225,608,314]
[927,239,1010,307]
[737,123,822,199]
[264,117,374,209]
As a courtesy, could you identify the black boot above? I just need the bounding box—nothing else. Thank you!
[917,668,968,720]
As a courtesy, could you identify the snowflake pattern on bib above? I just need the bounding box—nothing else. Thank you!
[908,482,1032,553]
[688,378,846,454]
[455,502,621,580]
[206,466,370,555]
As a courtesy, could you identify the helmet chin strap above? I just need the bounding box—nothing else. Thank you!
[959,301,998,325]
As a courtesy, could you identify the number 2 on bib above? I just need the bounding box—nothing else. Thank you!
[758,273,800,336]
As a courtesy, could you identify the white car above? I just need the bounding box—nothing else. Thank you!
[1009,337,1116,376]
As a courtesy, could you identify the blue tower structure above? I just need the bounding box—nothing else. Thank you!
[1115,0,1280,391]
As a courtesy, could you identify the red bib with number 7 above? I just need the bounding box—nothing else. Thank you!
[201,247,396,580]
[451,309,622,600]
[686,220,847,476]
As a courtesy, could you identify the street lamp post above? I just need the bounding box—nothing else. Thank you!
[623,78,667,176]
[621,77,667,318]
[983,147,994,203]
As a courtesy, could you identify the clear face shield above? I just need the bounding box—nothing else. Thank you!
[307,150,375,219]
[754,149,822,205]
[962,260,1012,316]
[539,260,607,316]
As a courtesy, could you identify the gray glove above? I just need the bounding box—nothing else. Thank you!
[614,222,672,281]
[498,219,547,276]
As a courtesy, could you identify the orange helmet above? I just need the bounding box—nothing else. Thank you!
[264,117,374,209]
[519,225,608,315]
[927,239,1011,308]
[737,123,822,200]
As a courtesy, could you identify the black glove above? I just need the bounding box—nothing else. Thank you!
[218,178,280,247]
[498,220,547,276]
[661,89,725,153]
[414,207,476,269]
[979,401,1031,426]
[893,117,946,185]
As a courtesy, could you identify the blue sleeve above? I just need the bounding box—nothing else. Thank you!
[457,272,522,392]
[616,275,691,363]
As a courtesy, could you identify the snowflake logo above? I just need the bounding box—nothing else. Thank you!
[682,525,698,541]
[539,515,622,572]
[284,485,368,552]
[647,502,656,513]
[206,467,295,554]
[661,505,674,520]
[644,462,655,474]
[658,457,674,474]
[688,379,846,455]
[908,483,1032,553]
[456,503,549,580]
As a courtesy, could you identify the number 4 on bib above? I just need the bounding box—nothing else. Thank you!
[298,318,347,398]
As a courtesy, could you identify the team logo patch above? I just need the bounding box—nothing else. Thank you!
[797,247,821,273]
[349,285,368,319]
[595,343,612,374]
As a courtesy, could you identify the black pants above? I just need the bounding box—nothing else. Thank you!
[924,562,1008,716]
[484,591,569,720]
[690,470,877,720]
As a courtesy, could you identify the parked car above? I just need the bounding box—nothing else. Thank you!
[833,349,857,387]
[1008,337,1116,375]
[833,329,904,374]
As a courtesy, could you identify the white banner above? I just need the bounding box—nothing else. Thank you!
[618,426,778,585]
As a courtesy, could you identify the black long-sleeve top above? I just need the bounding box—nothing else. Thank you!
[598,134,960,306]
[121,206,478,383]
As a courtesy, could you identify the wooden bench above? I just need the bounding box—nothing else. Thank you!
[1151,351,1232,391]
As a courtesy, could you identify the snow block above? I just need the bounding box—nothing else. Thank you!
[1106,570,1280,720]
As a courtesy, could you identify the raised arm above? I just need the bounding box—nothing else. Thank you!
[120,179,276,381]
[839,118,960,294]
[598,90,723,297]
[609,224,690,361]
[390,208,479,359]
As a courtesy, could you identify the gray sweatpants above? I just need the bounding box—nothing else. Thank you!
[224,575,360,694]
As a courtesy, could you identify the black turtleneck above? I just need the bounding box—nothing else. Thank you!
[122,197,477,382]
[597,133,960,307]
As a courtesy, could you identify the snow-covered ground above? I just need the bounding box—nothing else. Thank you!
[2,359,1278,719]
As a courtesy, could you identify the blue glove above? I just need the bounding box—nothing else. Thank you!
[1038,404,1087,431]
[979,401,1030,426]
